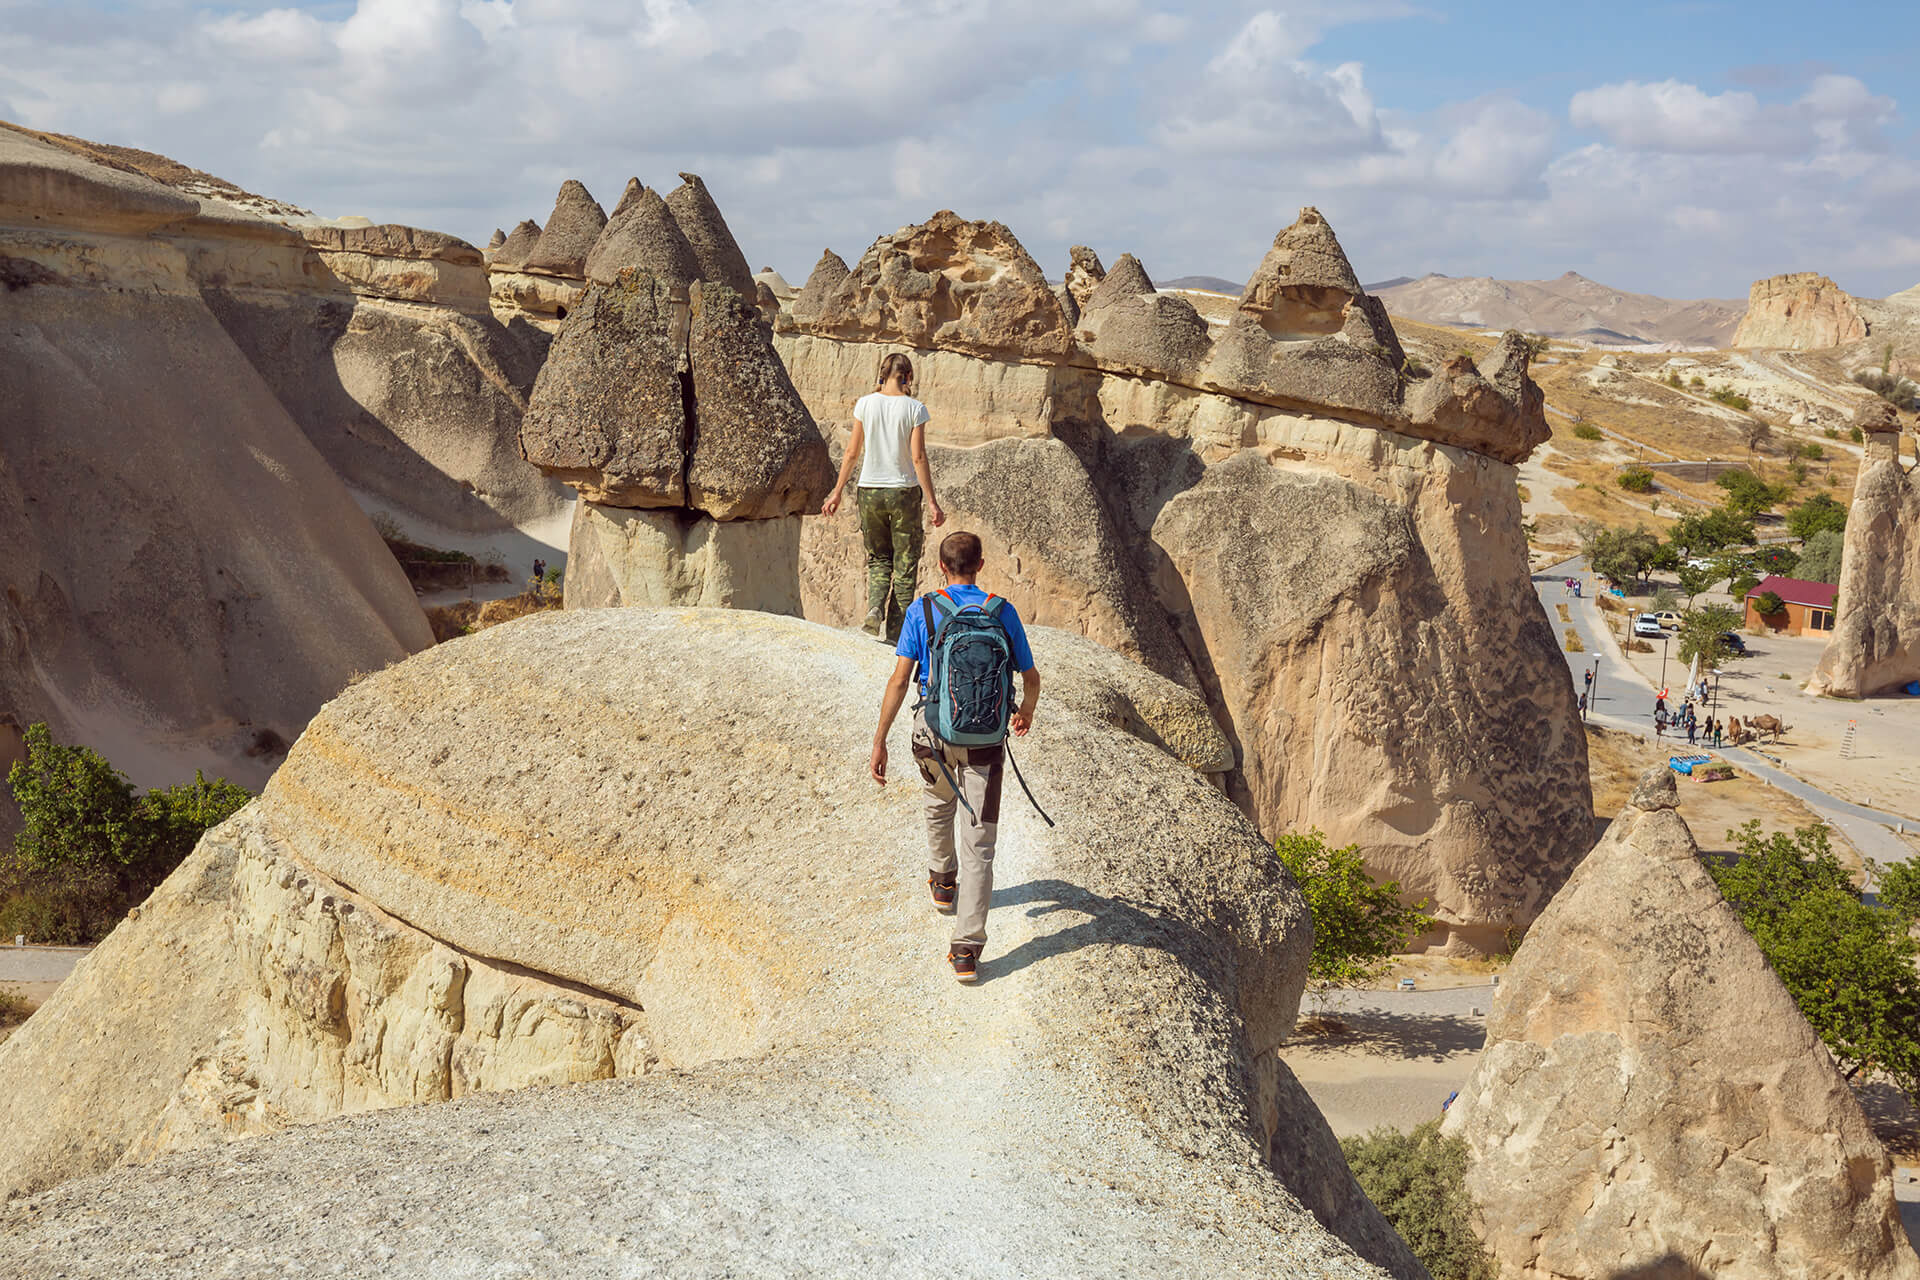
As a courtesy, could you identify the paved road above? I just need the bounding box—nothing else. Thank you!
[0,945,88,983]
[1537,556,1913,868]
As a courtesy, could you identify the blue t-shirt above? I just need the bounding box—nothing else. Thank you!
[896,585,1035,693]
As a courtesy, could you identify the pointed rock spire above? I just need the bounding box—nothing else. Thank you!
[1445,764,1920,1280]
[1065,245,1106,314]
[1083,252,1153,311]
[1237,207,1363,337]
[609,178,645,219]
[664,172,755,298]
[524,179,607,277]
[584,186,700,289]
[485,228,506,251]
[491,218,543,271]
[790,249,850,323]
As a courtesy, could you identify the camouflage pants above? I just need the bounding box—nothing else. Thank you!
[858,485,923,642]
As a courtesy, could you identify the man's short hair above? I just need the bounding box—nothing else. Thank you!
[939,531,984,575]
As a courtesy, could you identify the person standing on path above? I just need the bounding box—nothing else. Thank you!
[868,532,1041,983]
[820,353,946,643]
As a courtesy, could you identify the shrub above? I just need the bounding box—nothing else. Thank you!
[1751,590,1785,617]
[1689,374,1706,388]
[1572,422,1604,441]
[1709,385,1752,411]
[1852,369,1920,411]
[1850,425,1865,444]
[1274,831,1428,1003]
[1824,427,1839,439]
[1342,1122,1497,1280]
[1617,465,1656,493]
[1799,441,1824,461]
[1402,356,1430,380]
[1,725,251,945]
[1731,573,1761,598]
[368,510,405,542]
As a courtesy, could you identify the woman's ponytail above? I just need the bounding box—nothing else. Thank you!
[876,352,914,396]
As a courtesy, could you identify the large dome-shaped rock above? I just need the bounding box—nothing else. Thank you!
[1810,402,1920,697]
[1444,767,1920,1280]
[1733,271,1870,350]
[518,270,687,507]
[522,179,607,278]
[802,211,1073,359]
[0,609,1417,1279]
[664,172,755,299]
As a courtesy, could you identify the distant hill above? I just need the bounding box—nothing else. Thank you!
[1159,275,1241,295]
[1372,271,1746,349]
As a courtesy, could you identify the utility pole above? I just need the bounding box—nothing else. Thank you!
[1660,631,1671,697]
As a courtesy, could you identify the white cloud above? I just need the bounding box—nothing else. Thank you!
[1570,75,1893,156]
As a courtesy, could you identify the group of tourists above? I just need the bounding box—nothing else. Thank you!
[1652,694,1725,748]
[820,353,1042,984]
[1561,577,1584,598]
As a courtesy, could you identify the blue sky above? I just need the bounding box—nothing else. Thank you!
[3,0,1916,299]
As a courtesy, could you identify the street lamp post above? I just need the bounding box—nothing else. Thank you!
[1660,631,1671,698]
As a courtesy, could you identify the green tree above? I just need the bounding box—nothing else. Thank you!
[2,725,251,945]
[1675,563,1719,610]
[1874,860,1920,924]
[1709,822,1920,1099]
[1275,831,1429,1001]
[1752,590,1785,617]
[1716,468,1789,519]
[1796,529,1845,585]
[1668,508,1754,559]
[1787,494,1849,542]
[1581,523,1664,588]
[1342,1122,1496,1280]
[1676,604,1744,667]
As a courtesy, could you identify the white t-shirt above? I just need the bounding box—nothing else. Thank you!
[853,391,930,488]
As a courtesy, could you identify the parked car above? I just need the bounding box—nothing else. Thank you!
[1633,615,1666,639]
[1685,557,1719,572]
[1648,610,1685,630]
[1720,632,1748,655]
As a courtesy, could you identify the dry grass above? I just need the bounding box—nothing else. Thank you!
[425,590,563,643]
[1555,604,1572,623]
[0,983,31,1047]
[1563,628,1584,653]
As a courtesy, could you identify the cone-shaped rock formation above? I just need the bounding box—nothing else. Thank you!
[1084,252,1154,312]
[491,218,542,271]
[789,249,850,324]
[523,179,607,277]
[664,172,756,299]
[1239,207,1364,338]
[584,186,700,289]
[1444,765,1920,1280]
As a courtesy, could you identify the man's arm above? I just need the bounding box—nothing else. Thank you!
[910,424,944,527]
[822,419,865,516]
[1011,667,1040,736]
[870,656,917,784]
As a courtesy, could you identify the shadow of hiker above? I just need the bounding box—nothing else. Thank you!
[1607,1258,1712,1280]
[978,877,1213,986]
[1294,1009,1486,1062]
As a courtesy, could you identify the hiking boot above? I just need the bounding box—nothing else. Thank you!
[861,608,885,638]
[929,872,957,914]
[947,945,979,984]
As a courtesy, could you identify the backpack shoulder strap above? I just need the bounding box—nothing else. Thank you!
[979,594,1006,619]
[931,590,961,620]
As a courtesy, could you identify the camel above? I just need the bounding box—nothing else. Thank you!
[1726,716,1749,745]
[1746,713,1791,743]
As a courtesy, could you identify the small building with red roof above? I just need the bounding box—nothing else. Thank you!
[1744,574,1838,636]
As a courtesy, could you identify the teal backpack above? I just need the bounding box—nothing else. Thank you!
[920,591,1015,747]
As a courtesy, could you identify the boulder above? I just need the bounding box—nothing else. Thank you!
[1080,290,1213,380]
[518,270,688,507]
[684,281,833,519]
[0,609,1414,1280]
[1810,402,1920,697]
[1445,767,1920,1280]
[522,179,607,278]
[1404,331,1552,464]
[490,218,542,271]
[798,211,1073,360]
[1733,272,1870,350]
[789,248,850,324]
[1065,244,1107,314]
[664,172,756,299]
[1239,207,1365,339]
[583,185,700,290]
[564,502,805,614]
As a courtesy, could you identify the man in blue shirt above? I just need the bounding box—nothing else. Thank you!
[870,531,1040,983]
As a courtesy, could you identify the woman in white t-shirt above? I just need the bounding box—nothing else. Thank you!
[821,352,946,642]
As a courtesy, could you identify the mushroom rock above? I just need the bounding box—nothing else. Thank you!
[1809,398,1920,697]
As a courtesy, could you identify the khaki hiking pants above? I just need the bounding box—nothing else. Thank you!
[912,709,1003,949]
[858,485,923,642]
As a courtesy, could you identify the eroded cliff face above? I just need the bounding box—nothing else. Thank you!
[0,124,435,792]
[1733,271,1871,350]
[1811,402,1920,697]
[776,208,1588,952]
